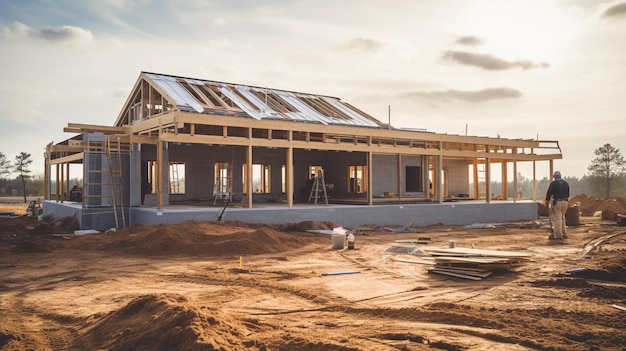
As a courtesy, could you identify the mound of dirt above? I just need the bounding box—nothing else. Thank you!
[75,293,256,351]
[0,215,79,236]
[89,220,326,257]
[570,195,626,218]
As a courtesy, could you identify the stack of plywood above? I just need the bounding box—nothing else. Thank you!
[420,247,532,280]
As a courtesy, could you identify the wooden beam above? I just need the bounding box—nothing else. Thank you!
[66,123,127,134]
[48,152,84,165]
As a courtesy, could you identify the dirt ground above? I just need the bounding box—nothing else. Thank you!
[1,197,625,351]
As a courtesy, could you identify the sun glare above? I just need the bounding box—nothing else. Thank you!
[464,1,578,63]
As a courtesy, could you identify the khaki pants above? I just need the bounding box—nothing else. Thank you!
[550,200,568,238]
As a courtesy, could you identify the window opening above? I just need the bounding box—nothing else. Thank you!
[348,165,367,193]
[147,161,156,194]
[243,164,271,194]
[281,165,286,193]
[169,162,185,194]
[214,162,231,196]
[405,166,422,192]
[309,166,324,180]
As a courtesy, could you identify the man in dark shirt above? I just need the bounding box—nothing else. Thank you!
[545,171,570,239]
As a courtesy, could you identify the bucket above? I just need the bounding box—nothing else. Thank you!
[331,233,346,249]
[566,204,581,226]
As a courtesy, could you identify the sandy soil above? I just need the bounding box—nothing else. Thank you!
[1,199,625,351]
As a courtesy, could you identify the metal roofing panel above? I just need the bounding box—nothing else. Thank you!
[278,92,330,124]
[146,73,204,113]
[236,86,286,119]
[145,72,380,127]
[219,86,262,119]
[323,97,379,127]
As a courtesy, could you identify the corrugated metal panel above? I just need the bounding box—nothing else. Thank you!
[146,73,204,113]
[145,73,382,128]
[236,86,286,119]
[323,97,379,127]
[219,86,262,119]
[278,92,330,124]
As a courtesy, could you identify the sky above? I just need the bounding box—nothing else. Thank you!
[1,0,625,180]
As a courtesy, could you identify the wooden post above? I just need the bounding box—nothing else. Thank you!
[287,145,293,207]
[513,161,518,202]
[156,140,163,209]
[55,164,60,202]
[532,161,537,201]
[501,161,508,200]
[397,154,402,200]
[247,144,253,208]
[367,151,373,205]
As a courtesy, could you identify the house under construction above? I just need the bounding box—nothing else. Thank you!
[43,72,563,230]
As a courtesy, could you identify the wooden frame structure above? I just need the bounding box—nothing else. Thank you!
[44,72,563,214]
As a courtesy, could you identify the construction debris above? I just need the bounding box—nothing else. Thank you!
[384,245,532,280]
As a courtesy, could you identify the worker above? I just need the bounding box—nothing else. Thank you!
[545,171,569,240]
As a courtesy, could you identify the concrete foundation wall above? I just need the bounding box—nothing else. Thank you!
[129,201,538,228]
[45,200,538,231]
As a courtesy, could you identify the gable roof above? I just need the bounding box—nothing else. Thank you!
[115,72,385,128]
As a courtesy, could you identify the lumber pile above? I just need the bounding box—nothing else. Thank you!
[423,247,532,280]
[383,245,532,280]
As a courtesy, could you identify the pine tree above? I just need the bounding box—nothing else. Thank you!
[587,143,626,197]
[14,152,33,203]
[0,152,12,179]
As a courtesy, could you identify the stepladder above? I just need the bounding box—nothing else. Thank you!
[308,170,328,204]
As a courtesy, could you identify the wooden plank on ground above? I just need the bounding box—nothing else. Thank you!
[428,269,483,280]
[431,267,494,278]
[421,247,532,258]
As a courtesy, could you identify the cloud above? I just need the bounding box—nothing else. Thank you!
[342,37,385,51]
[455,36,484,46]
[441,50,549,70]
[402,87,522,103]
[2,22,93,47]
[600,1,626,19]
[211,17,227,27]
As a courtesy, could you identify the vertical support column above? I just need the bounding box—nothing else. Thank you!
[60,162,65,202]
[55,164,60,201]
[485,158,491,204]
[247,144,253,208]
[286,145,293,208]
[367,151,373,205]
[397,154,402,200]
[532,161,537,201]
[513,161,518,202]
[501,161,508,200]
[473,159,479,200]
[436,154,443,203]
[156,140,163,209]
[44,152,49,200]
[65,162,70,199]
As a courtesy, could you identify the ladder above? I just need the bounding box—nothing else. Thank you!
[308,170,328,205]
[213,164,232,205]
[170,163,180,194]
[106,137,126,229]
[81,136,126,230]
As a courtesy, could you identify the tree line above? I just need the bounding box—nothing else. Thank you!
[487,143,626,199]
[0,151,39,202]
[1,143,625,202]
